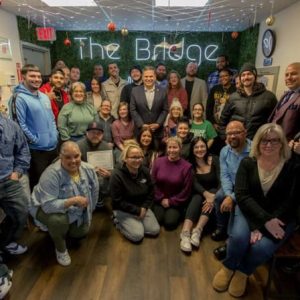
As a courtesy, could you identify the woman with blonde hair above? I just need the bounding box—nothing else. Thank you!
[212,123,300,297]
[110,142,160,242]
[58,82,97,141]
[163,99,183,141]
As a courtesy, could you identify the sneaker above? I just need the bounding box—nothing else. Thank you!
[8,270,13,281]
[0,276,12,299]
[5,242,28,255]
[191,228,202,248]
[55,249,71,266]
[180,231,192,253]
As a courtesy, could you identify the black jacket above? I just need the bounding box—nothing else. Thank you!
[110,164,154,215]
[220,83,277,139]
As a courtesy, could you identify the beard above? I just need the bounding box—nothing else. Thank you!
[156,73,167,81]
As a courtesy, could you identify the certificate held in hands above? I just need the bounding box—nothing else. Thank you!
[87,150,114,170]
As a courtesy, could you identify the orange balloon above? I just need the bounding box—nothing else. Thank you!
[107,22,116,32]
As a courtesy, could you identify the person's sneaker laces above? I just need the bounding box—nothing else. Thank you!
[180,231,192,253]
[5,242,27,255]
[55,249,71,266]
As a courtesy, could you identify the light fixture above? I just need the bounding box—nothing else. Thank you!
[155,0,208,7]
[41,0,97,7]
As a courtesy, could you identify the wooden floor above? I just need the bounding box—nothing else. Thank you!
[4,206,271,300]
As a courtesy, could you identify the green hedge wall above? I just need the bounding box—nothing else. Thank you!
[17,16,258,81]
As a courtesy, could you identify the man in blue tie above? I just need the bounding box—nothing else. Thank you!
[269,62,300,140]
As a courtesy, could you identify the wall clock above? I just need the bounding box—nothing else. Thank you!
[262,29,276,58]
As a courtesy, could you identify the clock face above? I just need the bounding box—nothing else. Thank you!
[262,29,276,58]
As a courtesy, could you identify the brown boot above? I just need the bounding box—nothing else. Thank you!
[228,270,248,297]
[212,266,234,292]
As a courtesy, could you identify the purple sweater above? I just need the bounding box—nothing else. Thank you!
[152,156,193,206]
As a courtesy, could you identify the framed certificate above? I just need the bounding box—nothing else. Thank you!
[87,150,114,170]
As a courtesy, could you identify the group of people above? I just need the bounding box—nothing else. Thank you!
[0,55,300,298]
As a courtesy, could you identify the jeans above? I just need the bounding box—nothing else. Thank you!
[0,179,27,248]
[214,188,231,232]
[223,206,295,275]
[113,209,160,242]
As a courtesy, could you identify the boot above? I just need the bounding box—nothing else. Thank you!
[212,265,234,292]
[228,270,248,297]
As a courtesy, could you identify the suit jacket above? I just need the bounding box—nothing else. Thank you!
[181,77,208,116]
[269,90,300,140]
[130,85,168,137]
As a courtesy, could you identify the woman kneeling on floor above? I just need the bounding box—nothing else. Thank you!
[212,123,300,297]
[30,141,99,266]
[110,141,160,242]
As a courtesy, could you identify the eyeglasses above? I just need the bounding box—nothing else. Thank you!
[260,138,281,146]
[225,131,244,137]
[127,156,143,161]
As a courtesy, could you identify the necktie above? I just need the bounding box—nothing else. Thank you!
[278,90,294,109]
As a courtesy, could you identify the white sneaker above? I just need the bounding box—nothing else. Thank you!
[5,242,28,255]
[55,249,71,266]
[180,231,192,253]
[191,228,202,248]
[0,276,12,299]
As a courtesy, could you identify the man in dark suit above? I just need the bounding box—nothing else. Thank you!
[130,66,168,148]
[269,62,300,140]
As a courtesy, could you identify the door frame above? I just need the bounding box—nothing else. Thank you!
[20,41,51,74]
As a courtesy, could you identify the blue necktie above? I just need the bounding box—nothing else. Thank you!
[278,90,294,109]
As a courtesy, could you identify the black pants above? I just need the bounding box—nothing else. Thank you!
[152,203,185,230]
[29,148,58,190]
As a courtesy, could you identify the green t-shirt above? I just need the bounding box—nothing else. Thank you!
[190,120,217,140]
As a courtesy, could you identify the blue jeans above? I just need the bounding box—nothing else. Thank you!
[223,206,295,275]
[0,179,27,248]
[214,188,231,232]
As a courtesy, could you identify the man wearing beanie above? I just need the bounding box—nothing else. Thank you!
[120,65,143,104]
[220,62,277,139]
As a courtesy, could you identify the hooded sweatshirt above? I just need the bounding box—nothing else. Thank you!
[10,84,58,151]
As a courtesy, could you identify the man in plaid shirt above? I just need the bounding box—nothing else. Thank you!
[207,55,237,93]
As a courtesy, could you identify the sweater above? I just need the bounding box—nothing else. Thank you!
[57,101,97,141]
[235,156,300,231]
[110,164,154,215]
[167,88,188,111]
[152,156,193,206]
[111,119,135,149]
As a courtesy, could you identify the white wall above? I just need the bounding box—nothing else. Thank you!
[0,9,23,103]
[256,1,300,98]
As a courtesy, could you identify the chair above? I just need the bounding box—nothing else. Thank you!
[264,231,300,300]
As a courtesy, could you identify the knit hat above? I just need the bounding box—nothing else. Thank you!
[129,65,142,74]
[239,62,257,78]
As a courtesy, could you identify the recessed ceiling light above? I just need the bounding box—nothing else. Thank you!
[155,0,208,7]
[41,0,97,7]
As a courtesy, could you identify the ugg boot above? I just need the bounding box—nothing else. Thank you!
[228,270,248,297]
[212,266,234,292]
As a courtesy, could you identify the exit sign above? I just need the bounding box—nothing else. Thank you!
[36,27,56,41]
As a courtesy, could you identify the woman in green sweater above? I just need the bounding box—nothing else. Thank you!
[58,82,98,141]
